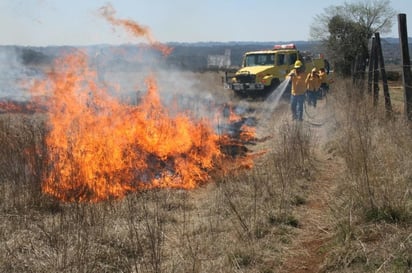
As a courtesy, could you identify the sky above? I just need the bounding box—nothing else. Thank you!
[0,0,411,46]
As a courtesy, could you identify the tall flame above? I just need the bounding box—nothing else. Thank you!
[22,4,260,203]
[34,52,223,202]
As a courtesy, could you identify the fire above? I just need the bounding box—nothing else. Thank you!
[240,124,256,143]
[17,5,260,203]
[99,4,173,56]
[30,52,233,202]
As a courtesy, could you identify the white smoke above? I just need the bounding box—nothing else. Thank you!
[91,45,230,122]
[0,47,40,101]
[0,44,231,125]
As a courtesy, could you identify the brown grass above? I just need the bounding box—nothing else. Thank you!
[319,80,412,273]
[1,73,411,273]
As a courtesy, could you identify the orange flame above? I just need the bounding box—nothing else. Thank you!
[24,4,261,202]
[239,124,256,143]
[227,104,242,123]
[99,4,173,56]
[32,52,226,202]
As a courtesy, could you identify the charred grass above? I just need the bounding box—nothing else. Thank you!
[1,76,411,272]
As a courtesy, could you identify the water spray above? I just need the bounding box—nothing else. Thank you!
[259,77,291,118]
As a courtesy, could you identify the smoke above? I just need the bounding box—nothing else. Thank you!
[88,43,225,123]
[0,43,225,126]
[98,3,172,56]
[98,64,224,123]
[156,69,225,120]
[0,47,43,101]
[1,2,227,126]
[95,3,223,120]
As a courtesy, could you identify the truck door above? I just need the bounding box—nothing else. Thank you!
[283,53,298,74]
[288,53,298,67]
[276,53,289,79]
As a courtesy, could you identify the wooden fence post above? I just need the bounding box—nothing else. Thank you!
[375,32,392,114]
[398,13,412,120]
[373,35,379,107]
[367,37,375,95]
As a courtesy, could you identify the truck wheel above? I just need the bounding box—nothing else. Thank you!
[266,79,280,94]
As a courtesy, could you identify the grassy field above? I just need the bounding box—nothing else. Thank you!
[0,73,411,273]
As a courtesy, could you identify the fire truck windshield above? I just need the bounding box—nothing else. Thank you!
[244,53,275,67]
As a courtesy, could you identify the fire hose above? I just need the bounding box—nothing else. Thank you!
[303,88,329,126]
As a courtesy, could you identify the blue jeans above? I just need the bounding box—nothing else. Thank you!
[307,90,318,107]
[319,83,329,98]
[291,94,305,121]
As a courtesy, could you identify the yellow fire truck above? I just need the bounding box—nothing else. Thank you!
[225,44,329,97]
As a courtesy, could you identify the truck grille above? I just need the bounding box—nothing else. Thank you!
[236,74,256,83]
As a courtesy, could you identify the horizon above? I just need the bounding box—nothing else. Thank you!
[1,37,410,48]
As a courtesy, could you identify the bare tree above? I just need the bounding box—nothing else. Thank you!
[310,0,396,78]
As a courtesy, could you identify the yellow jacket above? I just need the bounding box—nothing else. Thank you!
[318,70,328,84]
[289,69,307,96]
[306,73,321,91]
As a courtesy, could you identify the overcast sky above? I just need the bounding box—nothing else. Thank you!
[0,0,411,46]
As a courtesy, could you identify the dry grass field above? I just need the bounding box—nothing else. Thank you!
[0,69,411,273]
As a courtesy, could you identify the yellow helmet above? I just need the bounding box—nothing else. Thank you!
[294,60,303,68]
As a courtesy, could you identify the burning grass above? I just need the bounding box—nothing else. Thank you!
[0,76,318,272]
[0,52,259,203]
[0,103,312,272]
[0,106,315,273]
[0,4,256,203]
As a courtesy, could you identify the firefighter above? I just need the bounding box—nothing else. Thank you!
[306,67,321,107]
[287,60,307,121]
[318,67,329,98]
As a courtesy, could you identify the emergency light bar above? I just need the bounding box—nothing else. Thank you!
[273,43,296,49]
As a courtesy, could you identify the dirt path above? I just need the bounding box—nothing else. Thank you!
[279,153,340,272]
[278,98,343,273]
